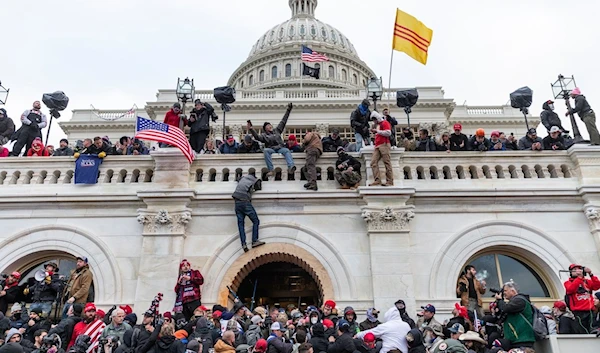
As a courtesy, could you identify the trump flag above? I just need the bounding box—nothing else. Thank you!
[74,155,103,184]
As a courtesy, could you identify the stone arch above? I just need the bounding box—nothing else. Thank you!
[201,222,355,305]
[217,244,333,305]
[0,225,122,305]
[429,220,575,299]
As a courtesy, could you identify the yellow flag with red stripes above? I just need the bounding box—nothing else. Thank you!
[392,9,433,65]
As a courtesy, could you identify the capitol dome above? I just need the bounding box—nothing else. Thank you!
[228,0,376,90]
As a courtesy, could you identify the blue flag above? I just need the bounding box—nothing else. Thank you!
[74,155,103,184]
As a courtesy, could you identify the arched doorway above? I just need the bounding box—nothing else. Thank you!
[235,261,322,308]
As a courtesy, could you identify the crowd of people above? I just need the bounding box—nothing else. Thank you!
[2,258,600,353]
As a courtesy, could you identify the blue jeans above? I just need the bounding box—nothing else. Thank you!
[264,148,294,171]
[61,303,72,319]
[235,200,260,246]
[30,302,53,318]
[355,133,364,151]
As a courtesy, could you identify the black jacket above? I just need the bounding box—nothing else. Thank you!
[24,319,51,343]
[188,104,216,134]
[309,324,329,353]
[540,102,564,131]
[518,136,543,150]
[570,95,593,118]
[350,107,371,135]
[138,324,186,353]
[542,135,566,150]
[32,274,63,302]
[335,153,361,174]
[407,329,426,353]
[326,332,355,353]
[267,337,293,353]
[49,316,83,350]
[450,133,469,151]
[353,339,381,353]
[249,108,292,150]
[0,285,22,316]
[470,136,492,151]
[322,136,344,153]
[557,312,584,334]
[237,141,262,153]
[415,137,437,151]
[0,116,15,140]
[53,146,74,157]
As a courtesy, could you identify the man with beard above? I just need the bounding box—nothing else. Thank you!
[23,308,51,343]
[12,101,47,156]
[321,301,337,326]
[130,310,156,351]
[63,257,93,319]
[49,304,84,350]
[394,300,416,329]
[0,272,21,315]
[67,303,106,352]
[30,262,63,318]
[174,260,205,321]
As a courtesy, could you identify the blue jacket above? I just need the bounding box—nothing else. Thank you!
[220,142,239,154]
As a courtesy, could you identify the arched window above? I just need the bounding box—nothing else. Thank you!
[353,74,358,84]
[285,64,292,77]
[240,81,244,88]
[259,70,265,82]
[328,65,335,79]
[249,75,254,85]
[17,256,96,303]
[300,25,306,36]
[271,66,278,79]
[342,69,347,81]
[466,253,551,297]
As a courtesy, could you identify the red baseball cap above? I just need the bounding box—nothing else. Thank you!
[553,301,567,310]
[323,319,334,329]
[453,123,462,131]
[363,333,376,343]
[324,300,336,308]
[212,310,222,319]
[196,305,208,312]
[569,264,583,270]
[97,309,106,319]
[11,271,21,280]
[254,339,268,353]
[119,305,133,315]
[84,303,97,313]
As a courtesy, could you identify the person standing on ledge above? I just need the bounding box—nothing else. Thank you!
[302,129,323,191]
[174,259,205,321]
[232,174,265,253]
[369,111,393,187]
[566,87,600,145]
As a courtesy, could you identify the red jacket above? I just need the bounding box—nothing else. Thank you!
[174,269,204,304]
[164,109,187,128]
[564,275,600,311]
[374,120,392,147]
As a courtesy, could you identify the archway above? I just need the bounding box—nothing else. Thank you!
[215,243,335,305]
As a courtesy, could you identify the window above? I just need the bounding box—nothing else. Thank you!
[321,27,327,38]
[466,254,550,297]
[259,70,265,82]
[310,25,316,36]
[300,25,306,35]
[249,75,254,85]
[240,81,244,88]
[331,30,337,43]
[353,74,358,84]
[328,65,335,79]
[271,66,278,79]
[285,64,292,77]
[342,69,347,81]
[289,25,295,37]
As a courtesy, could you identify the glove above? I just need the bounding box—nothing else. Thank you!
[73,152,80,159]
[98,151,107,158]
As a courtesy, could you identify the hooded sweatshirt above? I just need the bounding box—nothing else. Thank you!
[5,328,22,343]
[309,323,329,353]
[406,329,426,353]
[540,101,563,131]
[355,307,410,353]
[342,307,359,335]
[190,318,214,353]
[0,342,25,353]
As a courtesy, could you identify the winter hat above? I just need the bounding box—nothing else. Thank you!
[30,307,43,315]
[0,108,6,116]
[254,339,268,353]
[11,303,22,312]
[571,87,581,95]
[187,340,200,353]
[475,129,485,137]
[175,330,189,340]
[180,259,191,269]
[324,300,336,309]
[125,313,138,325]
[527,128,537,135]
[263,122,272,130]
[5,328,22,342]
[361,99,371,107]
[490,130,500,138]
[553,301,567,311]
[97,310,106,319]
[337,319,350,332]
[363,333,376,343]
[251,315,264,325]
[0,342,24,353]
[288,134,297,141]
[164,312,173,320]
[244,134,253,143]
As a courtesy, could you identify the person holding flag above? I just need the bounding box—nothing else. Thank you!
[67,303,106,353]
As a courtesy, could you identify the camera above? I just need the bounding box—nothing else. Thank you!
[98,336,119,353]
[68,335,91,353]
[40,334,61,353]
[489,287,503,298]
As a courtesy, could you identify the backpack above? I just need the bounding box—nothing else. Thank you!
[520,305,549,341]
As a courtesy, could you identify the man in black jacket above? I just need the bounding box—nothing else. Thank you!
[267,322,293,353]
[450,124,469,151]
[350,100,371,152]
[566,88,600,145]
[238,135,261,154]
[334,148,361,189]
[541,100,568,133]
[322,129,344,153]
[23,308,51,343]
[0,272,22,315]
[49,304,83,350]
[188,100,217,153]
[543,126,566,150]
[326,320,355,353]
[30,262,63,318]
[415,129,436,152]
[0,108,15,146]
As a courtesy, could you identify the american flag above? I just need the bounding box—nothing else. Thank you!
[83,319,106,353]
[301,45,329,62]
[135,116,195,163]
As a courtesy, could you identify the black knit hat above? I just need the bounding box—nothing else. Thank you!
[263,122,272,130]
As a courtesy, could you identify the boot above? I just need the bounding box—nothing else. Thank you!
[304,182,312,188]
[242,245,249,253]
[305,183,318,191]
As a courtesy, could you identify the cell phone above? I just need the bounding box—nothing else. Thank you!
[510,133,514,136]
[247,120,253,126]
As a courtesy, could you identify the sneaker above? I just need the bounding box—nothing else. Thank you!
[288,166,297,174]
[252,241,265,248]
[369,181,382,186]
[305,184,318,191]
[303,182,312,188]
[242,245,249,253]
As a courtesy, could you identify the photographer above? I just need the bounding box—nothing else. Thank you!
[349,99,371,152]
[12,101,48,156]
[495,282,534,349]
[0,272,22,316]
[188,100,217,154]
[29,262,63,318]
[563,264,600,333]
[33,332,65,353]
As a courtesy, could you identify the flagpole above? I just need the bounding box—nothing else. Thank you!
[387,48,394,110]
[300,45,303,90]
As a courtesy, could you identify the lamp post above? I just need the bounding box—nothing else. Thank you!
[366,77,383,111]
[176,77,194,129]
[0,80,10,105]
[551,74,586,144]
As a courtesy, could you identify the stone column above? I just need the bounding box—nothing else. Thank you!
[132,149,195,313]
[360,187,417,314]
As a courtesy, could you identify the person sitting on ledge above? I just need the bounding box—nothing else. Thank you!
[247,103,296,179]
[238,134,262,153]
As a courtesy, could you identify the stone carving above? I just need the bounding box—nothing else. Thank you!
[418,122,433,136]
[433,121,450,137]
[230,124,244,140]
[362,207,415,232]
[316,123,330,137]
[585,207,600,231]
[212,125,224,140]
[138,209,192,235]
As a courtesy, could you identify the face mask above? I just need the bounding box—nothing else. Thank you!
[549,104,555,111]
[311,317,318,324]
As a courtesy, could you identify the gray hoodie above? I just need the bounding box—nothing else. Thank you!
[5,328,22,342]
[232,175,261,201]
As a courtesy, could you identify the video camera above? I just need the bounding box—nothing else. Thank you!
[40,334,62,353]
[68,335,91,353]
[98,336,119,353]
[489,287,503,298]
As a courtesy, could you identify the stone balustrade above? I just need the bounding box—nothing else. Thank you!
[0,145,596,189]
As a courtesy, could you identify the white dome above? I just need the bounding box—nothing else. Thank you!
[228,0,375,90]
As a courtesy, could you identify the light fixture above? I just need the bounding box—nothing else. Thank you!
[366,77,383,111]
[0,80,10,105]
[551,74,585,144]
[176,77,195,103]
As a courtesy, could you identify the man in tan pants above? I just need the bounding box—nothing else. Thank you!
[369,111,393,186]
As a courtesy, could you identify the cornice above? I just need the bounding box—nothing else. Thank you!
[59,121,135,133]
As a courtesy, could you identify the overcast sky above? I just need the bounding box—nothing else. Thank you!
[2,0,599,146]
